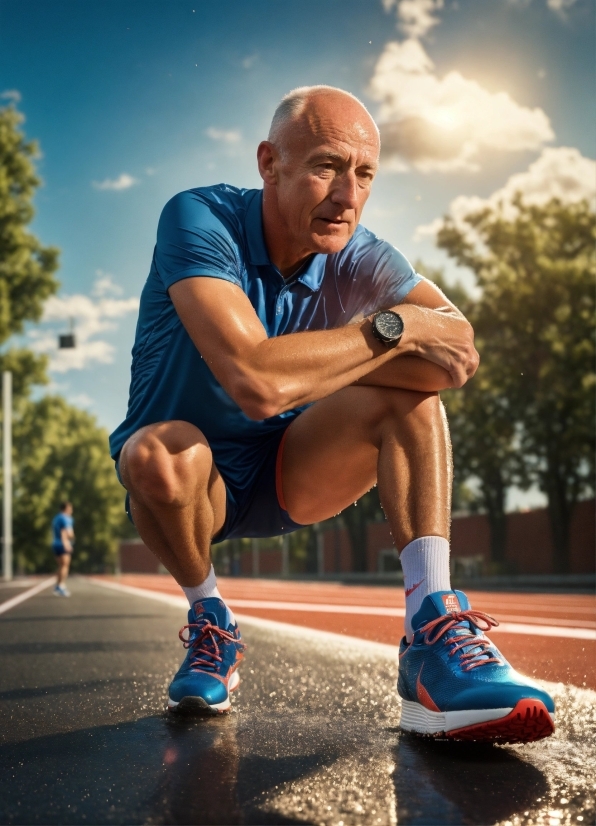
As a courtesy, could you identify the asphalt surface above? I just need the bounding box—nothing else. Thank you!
[0,578,595,826]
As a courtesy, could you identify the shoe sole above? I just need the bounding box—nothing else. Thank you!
[168,669,240,716]
[400,697,555,744]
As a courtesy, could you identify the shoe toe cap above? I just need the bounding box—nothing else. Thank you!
[446,678,555,714]
[169,673,228,705]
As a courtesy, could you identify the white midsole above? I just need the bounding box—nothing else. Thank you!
[399,698,556,734]
[168,669,240,710]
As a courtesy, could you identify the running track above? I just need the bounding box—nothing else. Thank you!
[96,575,596,690]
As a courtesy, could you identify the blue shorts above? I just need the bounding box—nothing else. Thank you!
[115,423,304,543]
[52,544,72,557]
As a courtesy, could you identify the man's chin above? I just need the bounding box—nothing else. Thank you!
[309,229,353,255]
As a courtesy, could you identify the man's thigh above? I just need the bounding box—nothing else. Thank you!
[281,385,396,525]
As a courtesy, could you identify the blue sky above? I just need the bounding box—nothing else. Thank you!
[1,0,594,489]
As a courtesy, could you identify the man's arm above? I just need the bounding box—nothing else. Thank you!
[60,527,73,553]
[169,276,478,420]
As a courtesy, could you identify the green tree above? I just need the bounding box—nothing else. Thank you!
[0,102,134,573]
[416,262,518,567]
[13,396,133,573]
[438,197,595,572]
[0,105,59,342]
[341,487,384,572]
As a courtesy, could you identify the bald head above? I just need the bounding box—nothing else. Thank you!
[258,85,380,273]
[268,85,380,160]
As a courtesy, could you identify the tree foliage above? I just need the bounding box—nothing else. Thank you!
[13,396,133,573]
[0,103,134,573]
[0,105,59,343]
[416,261,518,567]
[437,197,595,572]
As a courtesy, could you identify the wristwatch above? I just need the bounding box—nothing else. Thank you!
[371,310,404,346]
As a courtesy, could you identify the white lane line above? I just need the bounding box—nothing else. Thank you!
[88,579,596,640]
[88,577,187,608]
[224,599,596,630]
[0,578,55,616]
[88,578,401,658]
[88,578,596,703]
[492,622,595,640]
[228,598,407,617]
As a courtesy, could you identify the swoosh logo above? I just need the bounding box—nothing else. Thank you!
[405,578,425,598]
[416,663,440,712]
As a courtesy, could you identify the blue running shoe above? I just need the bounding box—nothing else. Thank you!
[398,590,555,743]
[168,597,245,715]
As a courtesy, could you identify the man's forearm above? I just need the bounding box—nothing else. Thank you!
[354,355,453,393]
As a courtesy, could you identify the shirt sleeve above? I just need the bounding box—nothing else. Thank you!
[154,190,243,290]
[334,226,423,322]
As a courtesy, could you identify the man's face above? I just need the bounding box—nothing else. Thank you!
[269,99,380,257]
[65,504,73,516]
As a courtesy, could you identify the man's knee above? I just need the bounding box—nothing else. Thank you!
[120,421,214,507]
[367,386,442,426]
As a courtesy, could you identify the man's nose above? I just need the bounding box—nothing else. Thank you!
[329,171,359,211]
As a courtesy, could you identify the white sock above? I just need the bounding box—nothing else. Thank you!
[181,565,235,623]
[400,536,451,642]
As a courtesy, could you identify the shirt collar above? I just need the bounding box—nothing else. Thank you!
[245,189,271,266]
[245,188,326,292]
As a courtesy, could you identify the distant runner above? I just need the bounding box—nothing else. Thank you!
[52,501,74,597]
[110,85,554,742]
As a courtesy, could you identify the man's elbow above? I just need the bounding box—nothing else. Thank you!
[233,376,287,421]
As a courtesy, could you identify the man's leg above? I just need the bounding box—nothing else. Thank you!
[282,385,556,742]
[118,421,227,589]
[58,554,71,586]
[281,385,452,639]
[119,421,245,714]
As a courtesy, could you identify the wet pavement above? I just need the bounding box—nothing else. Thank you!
[0,578,594,825]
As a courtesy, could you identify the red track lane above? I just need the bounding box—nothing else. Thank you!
[100,575,596,690]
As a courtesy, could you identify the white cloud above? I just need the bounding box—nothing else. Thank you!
[383,0,444,38]
[29,277,139,373]
[67,393,94,408]
[205,127,242,144]
[241,53,259,69]
[369,39,554,172]
[546,0,577,11]
[92,270,124,298]
[1,89,21,103]
[508,0,579,12]
[416,146,596,239]
[92,173,139,191]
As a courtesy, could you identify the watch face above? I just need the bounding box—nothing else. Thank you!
[376,311,404,341]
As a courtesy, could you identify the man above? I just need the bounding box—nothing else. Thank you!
[110,86,554,741]
[52,501,74,597]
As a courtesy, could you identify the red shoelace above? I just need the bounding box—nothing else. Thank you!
[418,609,504,671]
[179,620,245,672]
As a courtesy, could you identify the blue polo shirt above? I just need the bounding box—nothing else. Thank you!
[109,185,422,465]
[52,513,73,550]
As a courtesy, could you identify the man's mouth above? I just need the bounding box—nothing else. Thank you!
[315,217,346,226]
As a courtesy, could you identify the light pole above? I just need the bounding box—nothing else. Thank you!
[0,324,76,582]
[2,371,12,581]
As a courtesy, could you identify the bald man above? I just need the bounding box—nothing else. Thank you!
[110,86,555,742]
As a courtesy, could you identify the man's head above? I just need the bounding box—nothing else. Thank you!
[258,86,380,267]
[60,501,73,515]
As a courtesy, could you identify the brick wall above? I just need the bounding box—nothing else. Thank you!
[118,499,595,576]
[119,540,160,574]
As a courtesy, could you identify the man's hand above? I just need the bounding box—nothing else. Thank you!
[395,281,479,388]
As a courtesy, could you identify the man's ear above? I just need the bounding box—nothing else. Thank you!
[257,141,277,185]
